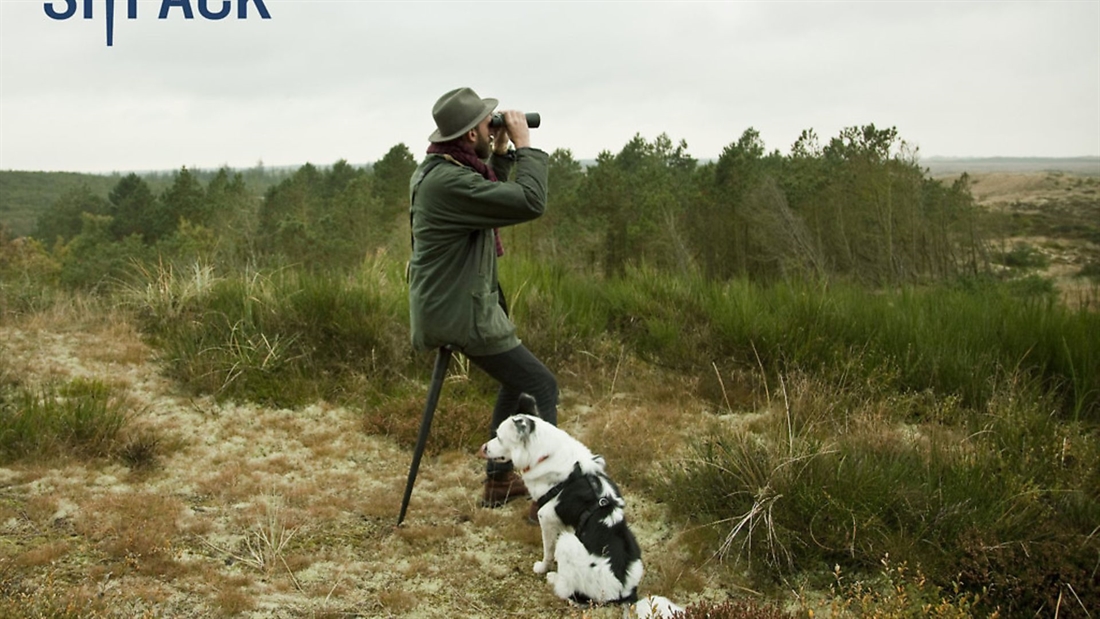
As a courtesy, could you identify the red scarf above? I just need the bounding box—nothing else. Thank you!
[426,141,504,256]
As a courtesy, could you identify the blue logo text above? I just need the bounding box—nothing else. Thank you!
[44,0,272,47]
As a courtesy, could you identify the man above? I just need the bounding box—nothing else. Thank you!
[408,87,557,511]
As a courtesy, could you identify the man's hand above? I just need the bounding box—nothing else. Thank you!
[499,110,531,151]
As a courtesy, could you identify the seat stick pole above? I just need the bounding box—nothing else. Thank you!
[397,347,452,526]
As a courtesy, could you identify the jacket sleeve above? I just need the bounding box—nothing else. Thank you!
[430,148,549,230]
[490,151,515,181]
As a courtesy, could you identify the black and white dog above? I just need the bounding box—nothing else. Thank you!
[480,414,644,605]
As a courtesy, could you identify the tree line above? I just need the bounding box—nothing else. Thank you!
[537,124,981,284]
[12,124,986,288]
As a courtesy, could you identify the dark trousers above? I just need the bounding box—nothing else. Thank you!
[467,343,558,478]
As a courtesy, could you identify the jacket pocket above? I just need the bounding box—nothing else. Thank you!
[470,289,515,350]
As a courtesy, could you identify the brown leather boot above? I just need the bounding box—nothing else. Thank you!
[481,471,529,508]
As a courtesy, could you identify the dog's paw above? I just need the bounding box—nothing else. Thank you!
[545,571,557,585]
[533,560,549,574]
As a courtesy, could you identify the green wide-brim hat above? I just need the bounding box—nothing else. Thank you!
[429,87,498,143]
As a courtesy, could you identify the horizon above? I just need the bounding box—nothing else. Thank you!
[4,154,1100,177]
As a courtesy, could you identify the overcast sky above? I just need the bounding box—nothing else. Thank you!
[1,0,1097,173]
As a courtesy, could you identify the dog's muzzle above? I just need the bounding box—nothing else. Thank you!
[478,443,509,463]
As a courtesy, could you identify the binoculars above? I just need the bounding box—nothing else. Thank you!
[489,112,541,129]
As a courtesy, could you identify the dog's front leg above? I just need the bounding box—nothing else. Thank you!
[533,505,559,574]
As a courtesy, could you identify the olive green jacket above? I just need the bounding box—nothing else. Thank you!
[407,147,549,356]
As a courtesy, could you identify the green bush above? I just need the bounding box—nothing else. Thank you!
[996,242,1049,269]
[58,214,151,291]
[1,228,63,316]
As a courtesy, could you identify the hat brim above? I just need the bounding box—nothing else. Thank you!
[428,97,498,143]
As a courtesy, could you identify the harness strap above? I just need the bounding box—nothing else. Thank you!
[535,465,617,524]
[536,463,580,509]
[574,474,612,532]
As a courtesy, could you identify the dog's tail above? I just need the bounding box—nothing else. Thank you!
[634,595,685,618]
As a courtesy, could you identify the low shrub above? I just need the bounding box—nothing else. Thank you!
[996,242,1049,269]
[820,558,992,618]
[0,377,130,461]
[126,260,413,407]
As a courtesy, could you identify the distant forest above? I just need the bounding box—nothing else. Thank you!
[0,166,296,239]
[1,125,1097,288]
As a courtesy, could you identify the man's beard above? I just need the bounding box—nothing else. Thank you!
[474,132,492,159]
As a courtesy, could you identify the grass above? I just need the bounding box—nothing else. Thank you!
[201,493,301,578]
[3,251,1098,616]
[114,257,1099,610]
[0,377,131,462]
[661,369,1099,615]
[123,257,412,407]
[121,255,1099,423]
[816,558,991,619]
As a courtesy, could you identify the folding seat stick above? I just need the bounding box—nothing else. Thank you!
[397,346,452,526]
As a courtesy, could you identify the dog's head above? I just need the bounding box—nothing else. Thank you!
[478,414,540,467]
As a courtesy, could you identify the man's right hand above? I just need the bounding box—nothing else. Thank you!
[500,110,531,150]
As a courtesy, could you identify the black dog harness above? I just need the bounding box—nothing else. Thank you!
[535,462,638,607]
[536,463,615,532]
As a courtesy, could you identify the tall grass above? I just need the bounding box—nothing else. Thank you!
[662,369,1099,613]
[502,260,1099,422]
[126,256,1097,421]
[0,377,130,461]
[124,258,413,407]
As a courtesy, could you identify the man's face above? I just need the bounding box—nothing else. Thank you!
[472,114,496,159]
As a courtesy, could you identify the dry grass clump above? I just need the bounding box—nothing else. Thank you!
[201,494,304,579]
[361,376,491,455]
[578,399,693,491]
[212,584,256,616]
[75,492,186,577]
[13,541,72,568]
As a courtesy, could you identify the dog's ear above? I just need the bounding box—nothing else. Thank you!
[512,415,536,444]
